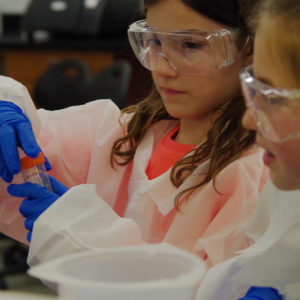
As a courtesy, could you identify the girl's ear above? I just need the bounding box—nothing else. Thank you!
[243,38,254,66]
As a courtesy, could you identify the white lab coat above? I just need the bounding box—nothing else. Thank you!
[0,76,269,270]
[195,180,300,300]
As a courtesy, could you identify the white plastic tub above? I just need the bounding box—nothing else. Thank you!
[29,243,206,300]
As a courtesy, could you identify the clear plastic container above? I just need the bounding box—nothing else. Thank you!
[29,243,206,300]
[20,152,53,192]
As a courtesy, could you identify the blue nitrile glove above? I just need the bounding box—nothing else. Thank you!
[7,175,68,242]
[238,287,283,300]
[0,100,50,182]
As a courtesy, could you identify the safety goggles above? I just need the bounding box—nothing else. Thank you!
[240,65,300,142]
[128,20,247,77]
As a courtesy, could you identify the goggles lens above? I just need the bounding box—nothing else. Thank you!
[128,20,246,77]
[240,65,300,142]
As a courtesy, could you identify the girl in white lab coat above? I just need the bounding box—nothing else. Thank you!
[0,0,267,268]
[195,0,300,298]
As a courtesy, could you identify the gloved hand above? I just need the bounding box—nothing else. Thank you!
[7,175,68,242]
[238,287,283,300]
[0,100,48,182]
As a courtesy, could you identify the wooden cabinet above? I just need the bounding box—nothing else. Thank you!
[0,38,152,107]
[1,49,114,95]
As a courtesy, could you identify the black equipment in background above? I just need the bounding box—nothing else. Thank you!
[21,0,143,38]
[87,59,132,108]
[34,59,92,110]
[33,59,132,110]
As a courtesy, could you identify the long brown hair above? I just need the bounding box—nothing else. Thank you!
[111,0,258,205]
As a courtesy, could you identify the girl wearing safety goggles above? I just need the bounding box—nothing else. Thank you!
[118,0,268,265]
[0,0,267,271]
[196,0,300,299]
[241,20,300,191]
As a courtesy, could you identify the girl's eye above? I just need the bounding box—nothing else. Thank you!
[147,38,161,47]
[182,41,204,50]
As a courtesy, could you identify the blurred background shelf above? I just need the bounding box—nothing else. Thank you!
[0,0,152,108]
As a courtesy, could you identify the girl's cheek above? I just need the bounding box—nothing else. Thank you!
[242,109,258,132]
[276,140,300,170]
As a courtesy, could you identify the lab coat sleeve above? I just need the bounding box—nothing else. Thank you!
[0,76,41,244]
[231,220,300,289]
[0,178,28,244]
[37,99,125,188]
[196,222,300,300]
[0,90,127,243]
[0,75,41,136]
[195,185,300,300]
[28,184,144,266]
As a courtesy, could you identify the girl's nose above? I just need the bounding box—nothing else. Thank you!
[153,54,179,78]
[242,108,258,132]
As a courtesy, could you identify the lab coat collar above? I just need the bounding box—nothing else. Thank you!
[146,160,210,215]
[128,119,209,216]
[127,120,178,203]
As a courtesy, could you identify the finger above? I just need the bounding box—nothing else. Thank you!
[0,124,20,174]
[26,231,32,243]
[19,197,50,217]
[19,198,32,217]
[24,215,37,231]
[0,151,13,182]
[8,183,34,198]
[7,182,50,199]
[43,154,52,171]
[49,175,68,196]
[2,168,13,183]
[16,122,41,158]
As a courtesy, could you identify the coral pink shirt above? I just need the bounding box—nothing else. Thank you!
[146,125,196,180]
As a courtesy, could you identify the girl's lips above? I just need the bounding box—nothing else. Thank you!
[263,150,276,166]
[160,87,185,96]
